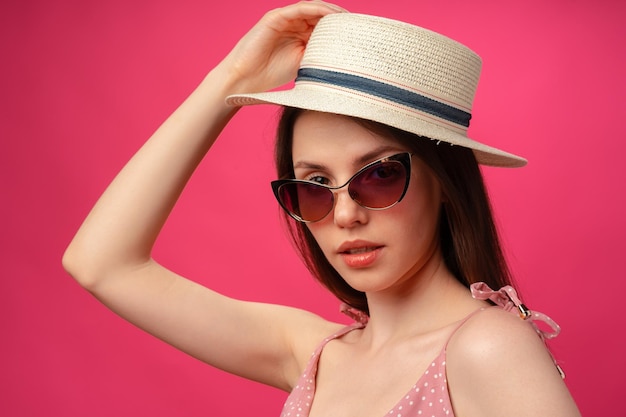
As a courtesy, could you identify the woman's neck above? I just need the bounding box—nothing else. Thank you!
[361,258,482,349]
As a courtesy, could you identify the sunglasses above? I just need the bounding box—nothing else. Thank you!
[271,152,413,223]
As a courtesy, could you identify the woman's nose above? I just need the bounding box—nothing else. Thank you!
[332,189,368,228]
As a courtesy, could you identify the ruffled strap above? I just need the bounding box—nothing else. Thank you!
[339,303,369,325]
[470,282,561,339]
[470,282,565,378]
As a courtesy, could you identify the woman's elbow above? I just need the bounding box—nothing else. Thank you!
[62,241,105,291]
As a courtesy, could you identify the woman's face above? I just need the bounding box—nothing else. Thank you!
[291,111,444,295]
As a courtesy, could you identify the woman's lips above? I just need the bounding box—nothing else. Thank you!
[338,242,383,268]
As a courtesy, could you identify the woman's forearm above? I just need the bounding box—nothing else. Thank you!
[63,65,239,288]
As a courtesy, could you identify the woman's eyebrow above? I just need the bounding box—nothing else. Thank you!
[293,160,327,170]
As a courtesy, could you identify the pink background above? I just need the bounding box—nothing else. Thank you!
[2,0,624,415]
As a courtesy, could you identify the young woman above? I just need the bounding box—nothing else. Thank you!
[63,2,580,416]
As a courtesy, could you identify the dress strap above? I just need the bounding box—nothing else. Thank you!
[280,323,364,417]
[443,306,487,351]
[310,322,365,362]
[470,282,560,339]
[296,322,364,387]
[339,303,369,325]
[470,282,565,379]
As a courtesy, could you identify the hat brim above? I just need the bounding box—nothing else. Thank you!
[227,84,527,168]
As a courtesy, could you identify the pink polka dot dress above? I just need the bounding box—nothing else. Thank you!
[280,283,563,417]
[280,322,455,417]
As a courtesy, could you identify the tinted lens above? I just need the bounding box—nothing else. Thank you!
[349,160,407,209]
[278,182,334,222]
[273,153,411,222]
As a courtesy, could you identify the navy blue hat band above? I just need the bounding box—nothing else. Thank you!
[296,68,472,128]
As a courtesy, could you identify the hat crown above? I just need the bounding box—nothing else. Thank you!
[300,13,482,112]
[226,13,527,167]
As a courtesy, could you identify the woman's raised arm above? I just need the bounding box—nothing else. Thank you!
[62,1,345,391]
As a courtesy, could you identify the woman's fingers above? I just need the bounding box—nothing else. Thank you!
[219,2,347,96]
[267,1,347,24]
[259,1,346,38]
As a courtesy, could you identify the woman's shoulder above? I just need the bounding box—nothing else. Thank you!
[445,307,578,416]
[454,306,543,349]
[448,306,556,373]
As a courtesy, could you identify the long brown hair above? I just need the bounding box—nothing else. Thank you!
[275,107,513,314]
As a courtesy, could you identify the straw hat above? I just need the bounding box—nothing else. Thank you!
[226,13,526,167]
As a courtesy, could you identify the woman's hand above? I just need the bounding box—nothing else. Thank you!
[219,1,347,96]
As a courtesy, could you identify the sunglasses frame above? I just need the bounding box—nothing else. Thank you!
[271,152,413,223]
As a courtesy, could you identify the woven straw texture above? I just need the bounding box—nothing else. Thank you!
[227,13,526,167]
[301,14,481,111]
